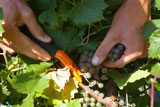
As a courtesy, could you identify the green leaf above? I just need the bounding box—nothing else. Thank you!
[107,69,150,90]
[43,77,78,100]
[21,93,34,107]
[155,0,160,10]
[148,29,160,60]
[26,62,53,77]
[8,74,49,94]
[60,0,108,25]
[0,8,4,37]
[56,99,81,107]
[39,9,58,26]
[45,25,85,53]
[142,19,160,40]
[151,63,160,78]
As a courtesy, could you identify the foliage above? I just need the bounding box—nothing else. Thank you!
[0,8,4,37]
[1,0,160,106]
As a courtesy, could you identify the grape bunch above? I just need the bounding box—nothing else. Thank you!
[116,96,136,107]
[107,43,125,61]
[79,51,109,107]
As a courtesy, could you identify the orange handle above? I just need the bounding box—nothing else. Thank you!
[55,49,82,83]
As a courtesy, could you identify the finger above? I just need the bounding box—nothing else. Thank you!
[92,31,119,66]
[21,6,51,43]
[3,27,51,61]
[0,42,15,54]
[103,50,142,68]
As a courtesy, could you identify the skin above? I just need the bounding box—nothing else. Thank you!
[92,0,151,68]
[0,0,51,61]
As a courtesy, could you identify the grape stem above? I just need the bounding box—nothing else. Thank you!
[78,82,117,107]
[150,70,160,107]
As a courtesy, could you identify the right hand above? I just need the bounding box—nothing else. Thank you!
[0,0,52,61]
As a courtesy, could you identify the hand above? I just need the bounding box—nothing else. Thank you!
[92,0,151,68]
[0,0,52,61]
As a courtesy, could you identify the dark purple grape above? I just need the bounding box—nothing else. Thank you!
[80,66,88,72]
[112,54,120,61]
[88,52,94,58]
[116,43,125,51]
[114,48,121,55]
[110,48,116,54]
[107,53,113,60]
[86,63,92,68]
[80,56,88,63]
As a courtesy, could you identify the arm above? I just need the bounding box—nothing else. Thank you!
[0,0,51,61]
[92,0,151,68]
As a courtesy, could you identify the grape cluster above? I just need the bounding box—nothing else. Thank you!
[107,43,125,61]
[116,96,136,107]
[79,51,109,107]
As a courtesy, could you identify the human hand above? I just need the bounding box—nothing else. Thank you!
[92,0,151,68]
[0,0,52,61]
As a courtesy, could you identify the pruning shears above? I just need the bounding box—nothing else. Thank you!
[19,25,82,83]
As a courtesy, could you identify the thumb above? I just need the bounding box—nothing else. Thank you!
[92,32,118,66]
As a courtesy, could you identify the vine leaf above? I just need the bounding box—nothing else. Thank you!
[45,25,86,53]
[43,77,78,100]
[151,63,160,78]
[142,19,160,40]
[39,9,58,26]
[148,29,160,60]
[0,8,4,37]
[46,67,71,91]
[56,99,82,107]
[155,0,160,10]
[107,69,150,90]
[60,0,108,25]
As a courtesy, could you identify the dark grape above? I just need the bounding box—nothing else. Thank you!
[114,48,121,55]
[80,66,88,73]
[101,67,108,74]
[117,43,125,51]
[112,54,120,61]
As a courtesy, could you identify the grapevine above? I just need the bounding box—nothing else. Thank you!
[0,0,160,107]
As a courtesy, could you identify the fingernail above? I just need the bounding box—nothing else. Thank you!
[92,56,100,65]
[44,35,51,42]
[43,56,51,61]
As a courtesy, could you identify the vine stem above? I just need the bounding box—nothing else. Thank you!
[150,70,160,107]
[0,49,8,68]
[78,82,117,107]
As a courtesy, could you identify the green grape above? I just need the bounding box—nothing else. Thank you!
[83,92,89,97]
[119,99,125,106]
[90,97,96,102]
[90,102,95,107]
[131,103,136,107]
[100,75,108,80]
[94,90,99,95]
[85,97,90,103]
[97,82,104,88]
[99,93,104,98]
[84,72,92,79]
[96,102,102,107]
[89,80,97,87]
[82,103,88,107]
